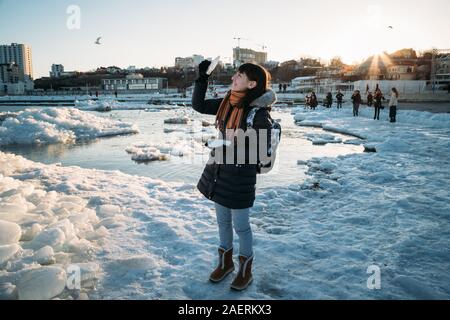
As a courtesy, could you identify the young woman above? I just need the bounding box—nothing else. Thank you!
[389,88,399,123]
[192,61,277,291]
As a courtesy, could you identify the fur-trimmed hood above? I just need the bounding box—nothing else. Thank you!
[249,89,277,109]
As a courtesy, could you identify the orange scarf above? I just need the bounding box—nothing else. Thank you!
[215,90,246,131]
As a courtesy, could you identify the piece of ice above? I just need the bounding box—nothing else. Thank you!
[0,220,22,245]
[17,266,67,300]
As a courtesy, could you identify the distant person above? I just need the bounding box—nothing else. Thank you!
[114,90,118,98]
[366,84,370,95]
[367,92,374,107]
[326,92,333,108]
[310,92,318,110]
[305,94,311,109]
[283,83,287,93]
[95,91,99,98]
[336,90,344,109]
[373,89,385,120]
[351,90,362,116]
[389,87,399,123]
[89,91,92,96]
[279,83,283,93]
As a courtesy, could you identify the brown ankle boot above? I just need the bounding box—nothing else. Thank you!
[230,255,253,291]
[209,247,235,283]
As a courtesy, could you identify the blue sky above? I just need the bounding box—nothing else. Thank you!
[1,0,449,78]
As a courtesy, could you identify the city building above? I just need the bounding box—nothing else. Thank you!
[0,62,34,94]
[386,63,417,80]
[50,64,64,78]
[233,47,267,67]
[175,54,205,69]
[49,64,77,78]
[0,43,33,80]
[191,54,205,66]
[106,66,122,74]
[0,63,20,83]
[290,76,317,92]
[102,73,167,91]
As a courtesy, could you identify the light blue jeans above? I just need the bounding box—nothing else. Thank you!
[215,202,253,258]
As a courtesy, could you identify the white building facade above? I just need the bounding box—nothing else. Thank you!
[0,43,33,80]
[102,73,167,91]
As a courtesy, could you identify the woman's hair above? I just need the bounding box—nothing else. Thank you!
[392,87,399,98]
[237,63,271,108]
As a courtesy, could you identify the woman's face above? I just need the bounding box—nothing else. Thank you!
[231,71,256,92]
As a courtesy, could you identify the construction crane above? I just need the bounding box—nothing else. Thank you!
[233,36,250,48]
[254,43,267,51]
[233,37,250,68]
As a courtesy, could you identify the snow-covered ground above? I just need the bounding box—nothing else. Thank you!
[0,103,449,300]
[0,107,139,145]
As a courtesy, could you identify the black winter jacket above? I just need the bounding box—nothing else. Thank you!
[192,78,276,209]
[351,93,362,104]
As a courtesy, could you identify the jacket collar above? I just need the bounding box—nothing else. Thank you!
[249,89,277,108]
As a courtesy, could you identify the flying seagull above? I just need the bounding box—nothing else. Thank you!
[95,37,102,45]
[388,26,393,29]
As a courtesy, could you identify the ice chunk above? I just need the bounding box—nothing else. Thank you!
[25,189,47,206]
[164,117,189,124]
[0,107,139,146]
[97,215,127,229]
[48,219,76,242]
[305,133,342,145]
[131,150,169,162]
[97,204,121,218]
[76,262,100,282]
[67,238,95,257]
[29,228,66,251]
[294,114,306,122]
[83,226,109,240]
[0,220,22,245]
[17,266,67,300]
[20,223,43,241]
[318,161,337,173]
[0,203,28,214]
[0,212,41,225]
[0,282,18,300]
[127,138,205,162]
[33,245,55,265]
[0,244,21,265]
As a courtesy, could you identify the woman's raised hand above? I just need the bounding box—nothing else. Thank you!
[198,60,212,80]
